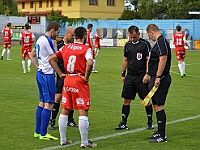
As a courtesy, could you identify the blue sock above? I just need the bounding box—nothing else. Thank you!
[35,106,43,134]
[40,108,51,136]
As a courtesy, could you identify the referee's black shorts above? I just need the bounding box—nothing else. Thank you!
[148,74,172,105]
[56,74,64,94]
[121,74,149,100]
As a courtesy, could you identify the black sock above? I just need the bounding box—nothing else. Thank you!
[51,102,60,120]
[68,110,74,122]
[145,105,153,124]
[122,105,130,124]
[156,109,166,137]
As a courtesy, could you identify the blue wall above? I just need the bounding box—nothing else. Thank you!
[60,19,200,41]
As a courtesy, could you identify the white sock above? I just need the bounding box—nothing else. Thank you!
[97,49,100,56]
[181,61,185,73]
[79,116,89,145]
[7,49,10,59]
[94,48,97,54]
[58,114,68,142]
[1,48,6,56]
[27,59,32,67]
[92,59,96,71]
[178,64,182,74]
[22,61,26,73]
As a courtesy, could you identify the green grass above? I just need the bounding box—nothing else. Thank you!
[0,45,200,150]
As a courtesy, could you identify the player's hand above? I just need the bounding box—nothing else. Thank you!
[122,77,125,83]
[80,75,89,82]
[143,74,150,84]
[59,73,66,79]
[154,78,161,87]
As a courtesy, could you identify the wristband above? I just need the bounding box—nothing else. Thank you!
[121,70,126,77]
[156,75,162,78]
[146,72,149,75]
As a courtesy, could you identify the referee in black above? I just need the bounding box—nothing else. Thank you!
[49,26,78,130]
[115,25,153,130]
[146,24,172,143]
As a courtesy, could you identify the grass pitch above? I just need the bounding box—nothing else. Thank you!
[0,45,200,150]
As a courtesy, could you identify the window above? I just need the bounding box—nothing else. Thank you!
[89,0,98,5]
[22,2,25,9]
[30,2,33,8]
[68,0,72,6]
[58,0,62,7]
[46,0,49,7]
[39,1,42,8]
[107,0,115,6]
[50,0,54,7]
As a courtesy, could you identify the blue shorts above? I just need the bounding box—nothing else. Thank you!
[36,71,56,104]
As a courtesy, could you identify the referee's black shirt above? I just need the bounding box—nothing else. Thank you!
[148,35,171,76]
[123,39,149,75]
[57,40,65,73]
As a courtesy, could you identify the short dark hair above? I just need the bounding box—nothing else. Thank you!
[128,25,139,34]
[87,24,93,29]
[176,24,181,31]
[7,22,11,27]
[75,26,87,39]
[25,23,29,30]
[146,24,159,33]
[46,21,61,32]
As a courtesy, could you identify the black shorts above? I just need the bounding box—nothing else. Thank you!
[121,74,149,100]
[149,74,172,105]
[56,74,64,94]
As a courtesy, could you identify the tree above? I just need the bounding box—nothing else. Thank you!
[0,0,19,16]
[119,9,141,20]
[46,9,97,27]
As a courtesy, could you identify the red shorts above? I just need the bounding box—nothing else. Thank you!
[175,47,185,60]
[4,42,11,48]
[22,47,32,59]
[62,76,90,110]
[95,43,100,49]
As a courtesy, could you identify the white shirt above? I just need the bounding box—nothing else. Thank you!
[35,35,56,74]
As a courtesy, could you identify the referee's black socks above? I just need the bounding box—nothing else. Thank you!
[156,109,166,137]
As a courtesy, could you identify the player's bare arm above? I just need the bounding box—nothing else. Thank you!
[81,58,93,82]
[49,54,65,79]
[143,56,150,84]
[30,49,39,68]
[155,55,167,87]
[121,57,128,83]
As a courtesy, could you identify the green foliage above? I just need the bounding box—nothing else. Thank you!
[46,9,98,27]
[0,0,20,16]
[119,9,141,20]
[1,45,200,149]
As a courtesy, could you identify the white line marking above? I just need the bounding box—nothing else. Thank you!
[171,63,200,78]
[39,114,200,150]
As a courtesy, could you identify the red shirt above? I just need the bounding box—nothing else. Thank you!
[173,32,185,47]
[56,42,93,75]
[85,30,93,48]
[2,27,12,42]
[21,31,33,48]
[94,32,101,45]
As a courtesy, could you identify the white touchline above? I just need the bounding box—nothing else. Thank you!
[39,114,200,150]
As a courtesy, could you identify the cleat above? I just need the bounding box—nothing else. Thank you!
[60,140,72,146]
[92,70,98,73]
[23,71,26,74]
[67,120,78,128]
[1,56,3,60]
[147,131,161,139]
[115,121,128,130]
[183,73,186,77]
[39,133,58,140]
[49,119,56,130]
[80,140,97,148]
[146,124,154,130]
[34,132,40,138]
[7,58,12,60]
[149,136,167,143]
[27,66,31,72]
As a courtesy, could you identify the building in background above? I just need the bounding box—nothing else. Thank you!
[16,0,124,19]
